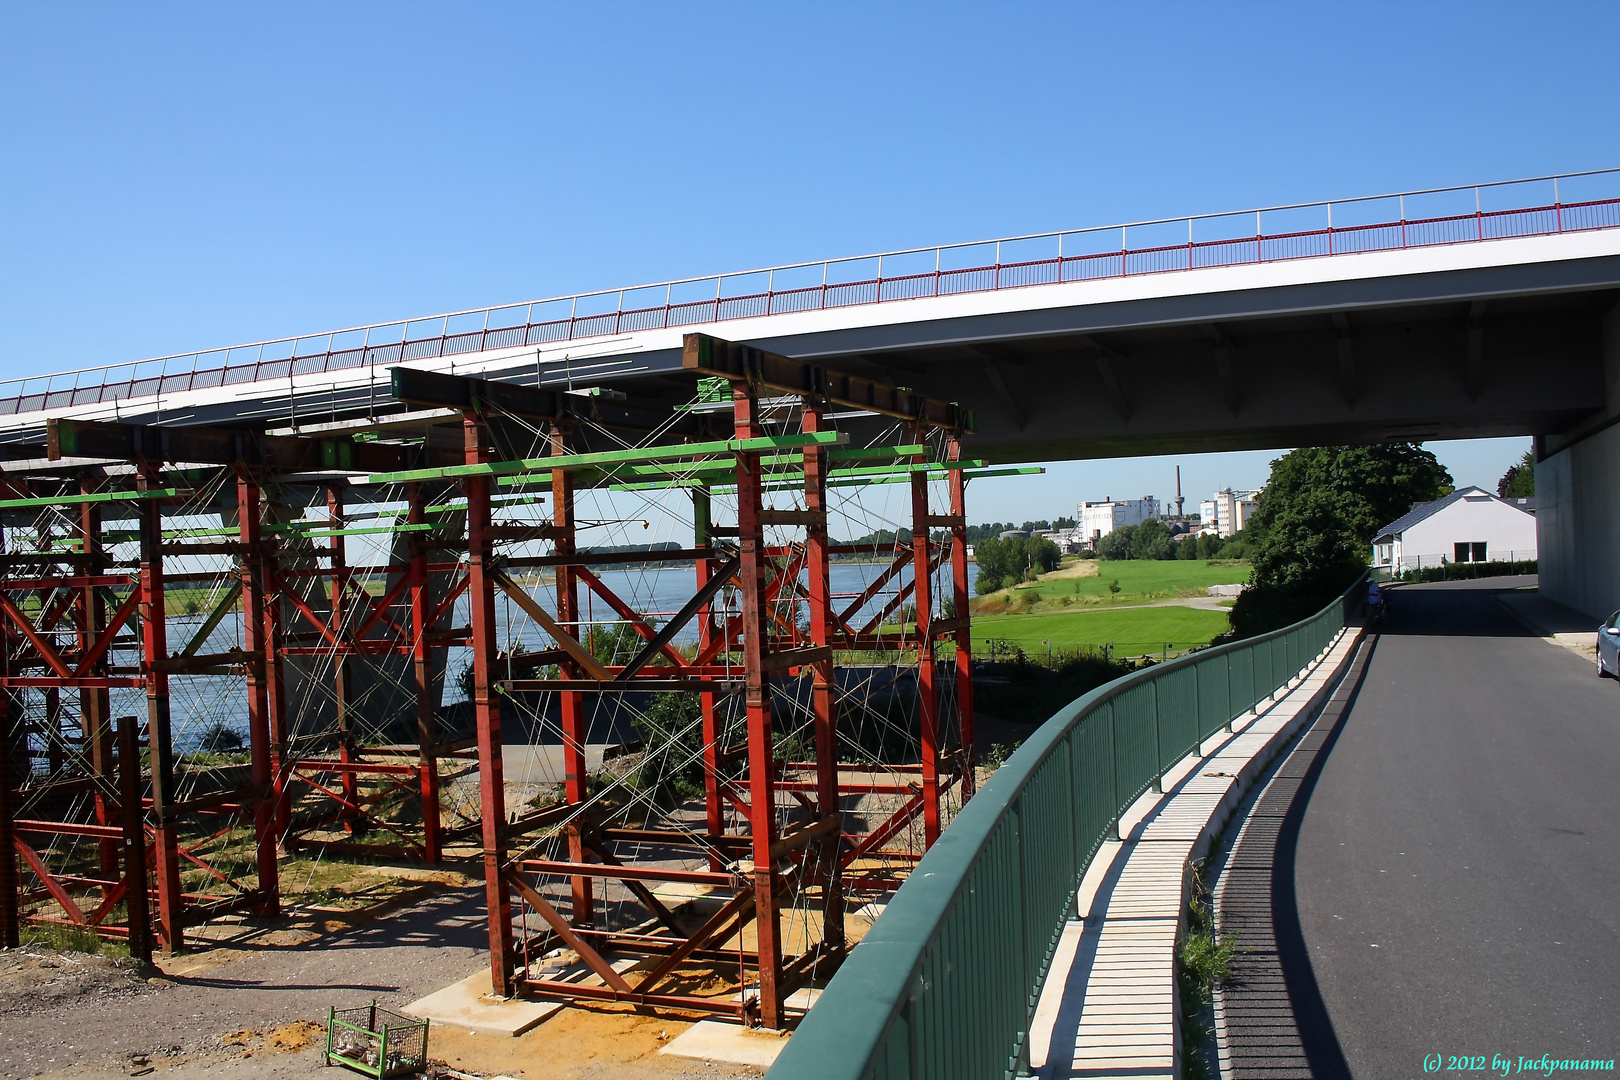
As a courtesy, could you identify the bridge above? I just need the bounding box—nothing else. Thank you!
[7,169,1620,612]
[5,170,1620,1076]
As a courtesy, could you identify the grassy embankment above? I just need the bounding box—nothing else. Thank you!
[971,558,1251,656]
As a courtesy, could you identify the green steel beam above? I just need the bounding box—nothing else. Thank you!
[610,464,1041,494]
[0,488,180,511]
[365,430,846,486]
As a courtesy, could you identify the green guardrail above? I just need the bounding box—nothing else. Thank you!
[769,576,1368,1080]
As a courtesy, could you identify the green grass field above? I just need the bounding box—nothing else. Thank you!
[972,605,1231,656]
[1004,559,1251,606]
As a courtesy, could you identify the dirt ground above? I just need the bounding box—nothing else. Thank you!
[0,885,758,1080]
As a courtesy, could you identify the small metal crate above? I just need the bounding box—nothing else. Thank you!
[325,1001,429,1079]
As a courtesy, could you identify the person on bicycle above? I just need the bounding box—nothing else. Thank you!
[1367,580,1385,620]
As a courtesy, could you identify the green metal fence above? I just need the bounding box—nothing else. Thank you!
[769,579,1366,1080]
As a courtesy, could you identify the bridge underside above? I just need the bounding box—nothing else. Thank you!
[738,255,1620,463]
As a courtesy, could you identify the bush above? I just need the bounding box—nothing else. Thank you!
[1397,559,1536,583]
[198,721,244,754]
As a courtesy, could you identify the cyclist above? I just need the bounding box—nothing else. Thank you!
[1367,580,1386,623]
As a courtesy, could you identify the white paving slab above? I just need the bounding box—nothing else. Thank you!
[1028,629,1362,1079]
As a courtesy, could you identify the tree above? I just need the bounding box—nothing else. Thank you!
[1027,535,1062,575]
[1096,523,1136,560]
[1497,449,1535,498]
[1230,444,1452,636]
[973,535,1019,593]
[1176,534,1198,559]
[1129,518,1175,560]
[974,534,1062,592]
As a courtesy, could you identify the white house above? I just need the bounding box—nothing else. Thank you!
[1370,486,1537,571]
[1078,496,1159,545]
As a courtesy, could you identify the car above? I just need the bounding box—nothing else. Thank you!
[1597,609,1620,678]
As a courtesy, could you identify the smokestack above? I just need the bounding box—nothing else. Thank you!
[1175,465,1185,519]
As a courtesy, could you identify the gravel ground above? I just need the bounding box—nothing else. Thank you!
[1,887,490,1080]
[4,884,761,1080]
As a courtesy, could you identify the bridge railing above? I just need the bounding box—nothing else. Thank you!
[767,577,1368,1080]
[6,169,1620,420]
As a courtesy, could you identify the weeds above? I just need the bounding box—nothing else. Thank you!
[1177,861,1238,1080]
[19,922,121,957]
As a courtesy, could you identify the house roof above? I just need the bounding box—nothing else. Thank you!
[1372,485,1531,543]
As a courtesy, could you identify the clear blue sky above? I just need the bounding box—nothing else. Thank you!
[3,2,1613,524]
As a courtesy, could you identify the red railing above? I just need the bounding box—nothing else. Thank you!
[5,172,1619,420]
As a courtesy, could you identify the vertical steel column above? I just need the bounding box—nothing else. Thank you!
[137,462,184,953]
[465,414,515,996]
[117,713,152,964]
[328,485,359,833]
[733,381,786,1029]
[801,402,844,952]
[408,484,441,864]
[78,480,117,884]
[692,485,725,870]
[0,671,17,949]
[236,474,279,915]
[910,433,941,847]
[551,422,593,926]
[947,438,976,800]
[261,513,290,842]
[0,519,16,950]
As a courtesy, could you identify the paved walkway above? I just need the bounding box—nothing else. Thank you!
[1028,626,1363,1079]
[1277,579,1620,1074]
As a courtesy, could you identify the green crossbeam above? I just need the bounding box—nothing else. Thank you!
[366,431,847,486]
[0,488,180,511]
[610,464,1039,494]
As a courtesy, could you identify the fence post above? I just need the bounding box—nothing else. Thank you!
[1150,682,1164,794]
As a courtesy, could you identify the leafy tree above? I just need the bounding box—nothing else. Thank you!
[1195,531,1223,560]
[1129,519,1175,561]
[973,535,1021,593]
[1027,535,1062,575]
[1497,449,1535,498]
[1096,523,1136,560]
[1176,534,1199,559]
[1230,444,1452,636]
[1052,516,1077,530]
[974,534,1061,592]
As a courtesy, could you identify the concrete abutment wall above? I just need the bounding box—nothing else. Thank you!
[1538,302,1620,621]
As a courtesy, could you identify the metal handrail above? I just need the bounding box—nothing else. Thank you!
[767,576,1368,1080]
[5,168,1618,419]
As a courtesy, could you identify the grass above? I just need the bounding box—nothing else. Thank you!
[973,605,1231,657]
[977,559,1251,611]
[19,922,125,957]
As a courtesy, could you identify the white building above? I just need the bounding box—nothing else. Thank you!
[1199,499,1219,529]
[1370,486,1537,572]
[1078,496,1159,544]
[1208,488,1260,537]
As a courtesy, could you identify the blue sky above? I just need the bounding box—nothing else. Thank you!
[3,2,1613,524]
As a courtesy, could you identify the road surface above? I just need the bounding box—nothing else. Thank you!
[1286,579,1618,1073]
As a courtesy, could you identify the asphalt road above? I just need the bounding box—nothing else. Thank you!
[1294,579,1619,1074]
